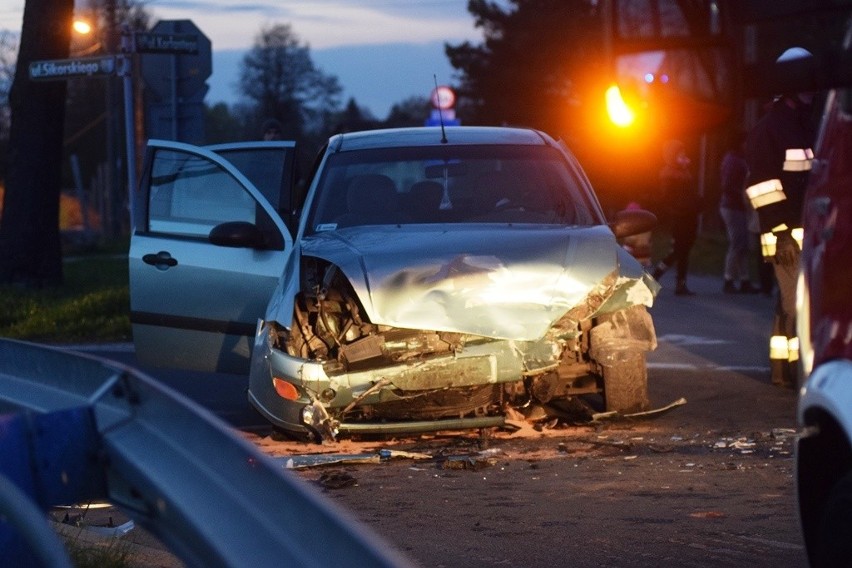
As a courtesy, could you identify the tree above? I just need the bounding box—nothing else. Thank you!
[204,102,244,143]
[0,0,74,287]
[239,24,342,140]
[445,0,600,137]
[333,98,379,133]
[383,96,431,128]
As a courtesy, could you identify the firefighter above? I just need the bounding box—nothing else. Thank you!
[744,47,818,389]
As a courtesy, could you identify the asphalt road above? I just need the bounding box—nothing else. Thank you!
[72,272,806,567]
[283,273,806,568]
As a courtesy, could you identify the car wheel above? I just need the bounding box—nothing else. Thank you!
[814,471,852,567]
[601,351,649,413]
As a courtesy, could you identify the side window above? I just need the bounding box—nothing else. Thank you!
[148,150,257,238]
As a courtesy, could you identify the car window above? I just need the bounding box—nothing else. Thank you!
[305,145,599,233]
[147,149,259,238]
[208,147,295,214]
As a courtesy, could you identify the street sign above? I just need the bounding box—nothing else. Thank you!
[140,20,211,100]
[430,86,456,110]
[135,32,199,55]
[29,56,115,81]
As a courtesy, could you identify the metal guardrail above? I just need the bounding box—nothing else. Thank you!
[0,338,410,567]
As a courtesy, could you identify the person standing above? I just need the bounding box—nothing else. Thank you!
[719,131,758,294]
[261,118,283,140]
[652,139,701,296]
[744,46,818,388]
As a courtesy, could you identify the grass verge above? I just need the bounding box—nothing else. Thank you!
[0,246,131,344]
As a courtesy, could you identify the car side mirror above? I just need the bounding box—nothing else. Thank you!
[609,209,657,239]
[209,221,266,248]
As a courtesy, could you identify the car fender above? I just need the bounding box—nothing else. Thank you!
[798,359,852,437]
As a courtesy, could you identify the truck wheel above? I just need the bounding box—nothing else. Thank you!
[602,352,649,413]
[815,472,852,566]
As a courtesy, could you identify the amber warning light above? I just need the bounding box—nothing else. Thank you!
[605,84,635,128]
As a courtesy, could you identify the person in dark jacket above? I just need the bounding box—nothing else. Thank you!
[652,139,701,296]
[719,131,758,294]
[744,46,819,388]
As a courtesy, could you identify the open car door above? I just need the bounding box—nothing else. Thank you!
[205,140,300,234]
[130,140,295,374]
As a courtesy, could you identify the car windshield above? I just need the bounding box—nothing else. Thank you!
[306,144,600,233]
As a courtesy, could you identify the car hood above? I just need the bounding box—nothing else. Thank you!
[269,225,656,341]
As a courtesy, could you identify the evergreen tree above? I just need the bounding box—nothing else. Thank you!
[446,0,600,136]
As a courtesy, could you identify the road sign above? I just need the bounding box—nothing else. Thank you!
[135,32,199,55]
[29,56,115,81]
[430,86,456,110]
[140,20,211,100]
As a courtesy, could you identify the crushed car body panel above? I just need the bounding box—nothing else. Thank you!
[264,224,649,341]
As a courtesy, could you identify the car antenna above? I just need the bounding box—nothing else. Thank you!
[434,74,448,144]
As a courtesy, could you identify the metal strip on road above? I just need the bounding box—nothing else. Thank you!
[648,362,771,373]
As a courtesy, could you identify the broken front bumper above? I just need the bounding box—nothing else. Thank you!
[247,320,560,438]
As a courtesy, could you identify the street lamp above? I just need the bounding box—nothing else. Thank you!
[71,16,102,57]
[72,19,92,36]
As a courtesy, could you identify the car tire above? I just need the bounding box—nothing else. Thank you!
[814,471,852,567]
[602,351,649,413]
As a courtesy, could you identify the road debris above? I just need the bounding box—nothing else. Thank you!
[689,511,727,519]
[592,397,687,422]
[280,449,432,469]
[317,471,358,489]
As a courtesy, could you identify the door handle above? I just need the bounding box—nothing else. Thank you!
[142,251,178,269]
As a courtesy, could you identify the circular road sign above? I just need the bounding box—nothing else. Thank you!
[431,86,456,110]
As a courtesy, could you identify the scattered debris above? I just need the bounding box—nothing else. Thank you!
[280,449,432,469]
[317,471,358,489]
[592,397,687,422]
[689,511,727,519]
[439,449,503,471]
[709,429,796,457]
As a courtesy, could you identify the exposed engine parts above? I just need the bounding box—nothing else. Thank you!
[273,258,657,441]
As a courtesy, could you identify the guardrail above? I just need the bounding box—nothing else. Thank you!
[0,338,410,567]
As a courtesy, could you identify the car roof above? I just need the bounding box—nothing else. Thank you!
[330,126,555,152]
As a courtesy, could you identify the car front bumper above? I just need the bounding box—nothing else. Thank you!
[247,320,560,438]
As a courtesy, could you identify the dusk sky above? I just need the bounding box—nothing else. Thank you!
[0,0,509,118]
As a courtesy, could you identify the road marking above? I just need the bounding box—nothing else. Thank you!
[736,535,804,550]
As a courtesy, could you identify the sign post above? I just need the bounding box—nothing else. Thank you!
[119,26,136,225]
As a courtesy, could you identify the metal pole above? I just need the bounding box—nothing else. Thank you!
[171,54,178,140]
[120,27,137,229]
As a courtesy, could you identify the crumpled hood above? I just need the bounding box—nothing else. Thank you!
[273,225,655,341]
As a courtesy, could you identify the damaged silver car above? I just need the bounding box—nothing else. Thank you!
[130,128,658,442]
